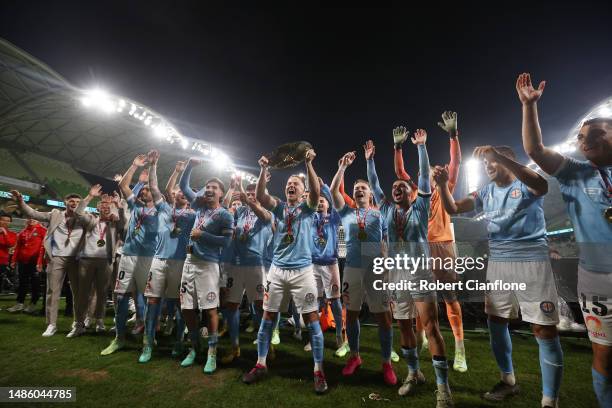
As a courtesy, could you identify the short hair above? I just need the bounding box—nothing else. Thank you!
[353,179,370,188]
[205,177,225,194]
[0,212,12,221]
[582,117,612,128]
[64,193,82,201]
[288,174,306,187]
[494,146,517,161]
[245,183,257,191]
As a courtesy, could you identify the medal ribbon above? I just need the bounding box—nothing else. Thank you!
[135,206,156,230]
[172,208,187,224]
[98,220,108,241]
[393,207,409,239]
[316,214,326,239]
[355,208,369,231]
[284,205,299,236]
[64,213,76,246]
[597,167,612,201]
[196,207,221,231]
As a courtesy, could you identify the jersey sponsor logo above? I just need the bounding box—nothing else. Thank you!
[206,291,217,302]
[585,316,607,339]
[510,188,521,199]
[305,292,315,304]
[539,301,555,314]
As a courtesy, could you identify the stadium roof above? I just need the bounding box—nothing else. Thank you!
[0,37,253,184]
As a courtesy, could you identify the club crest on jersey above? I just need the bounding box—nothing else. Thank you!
[305,292,315,304]
[539,301,555,314]
[510,188,521,199]
[331,284,339,294]
[206,291,217,302]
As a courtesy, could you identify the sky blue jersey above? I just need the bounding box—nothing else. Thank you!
[312,184,341,265]
[271,201,316,269]
[338,204,383,268]
[154,202,196,260]
[232,205,273,266]
[553,157,612,273]
[122,196,164,257]
[473,178,548,261]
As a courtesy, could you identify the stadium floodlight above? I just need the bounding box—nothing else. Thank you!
[153,124,168,138]
[181,139,189,149]
[466,158,480,193]
[213,152,231,170]
[81,88,115,114]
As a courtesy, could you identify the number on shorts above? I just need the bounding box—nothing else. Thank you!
[342,282,349,293]
[118,270,125,280]
[581,293,609,317]
[148,272,153,281]
[265,280,270,293]
[181,282,187,293]
[227,277,233,288]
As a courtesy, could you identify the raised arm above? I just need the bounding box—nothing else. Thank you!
[433,165,475,214]
[437,111,462,190]
[119,154,148,198]
[516,73,564,175]
[165,160,186,203]
[331,152,355,210]
[75,184,101,229]
[305,149,320,209]
[338,177,355,208]
[147,150,164,203]
[412,129,431,194]
[392,126,413,181]
[245,197,272,223]
[10,190,51,223]
[364,140,385,204]
[178,158,200,204]
[474,146,548,196]
[255,156,277,210]
[319,179,333,208]
[222,175,240,208]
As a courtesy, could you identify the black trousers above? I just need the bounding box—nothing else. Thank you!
[16,262,40,304]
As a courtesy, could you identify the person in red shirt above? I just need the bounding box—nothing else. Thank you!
[0,213,17,294]
[8,218,47,313]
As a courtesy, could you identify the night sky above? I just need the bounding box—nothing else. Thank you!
[1,3,612,193]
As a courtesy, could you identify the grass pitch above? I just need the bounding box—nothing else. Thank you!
[0,296,597,407]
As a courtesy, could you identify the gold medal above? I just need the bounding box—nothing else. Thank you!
[283,234,294,245]
[358,228,367,241]
[318,237,326,247]
[96,239,106,247]
[171,226,181,238]
[605,207,612,223]
[240,234,248,242]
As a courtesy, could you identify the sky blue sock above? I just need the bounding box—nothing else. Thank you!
[175,310,185,343]
[226,308,240,347]
[144,302,161,344]
[592,367,612,407]
[308,321,324,363]
[136,292,145,321]
[432,357,449,385]
[401,347,419,373]
[488,319,514,373]
[115,295,130,338]
[330,298,343,340]
[208,332,218,351]
[346,319,360,353]
[165,299,176,320]
[257,319,274,358]
[378,326,392,361]
[536,336,563,399]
